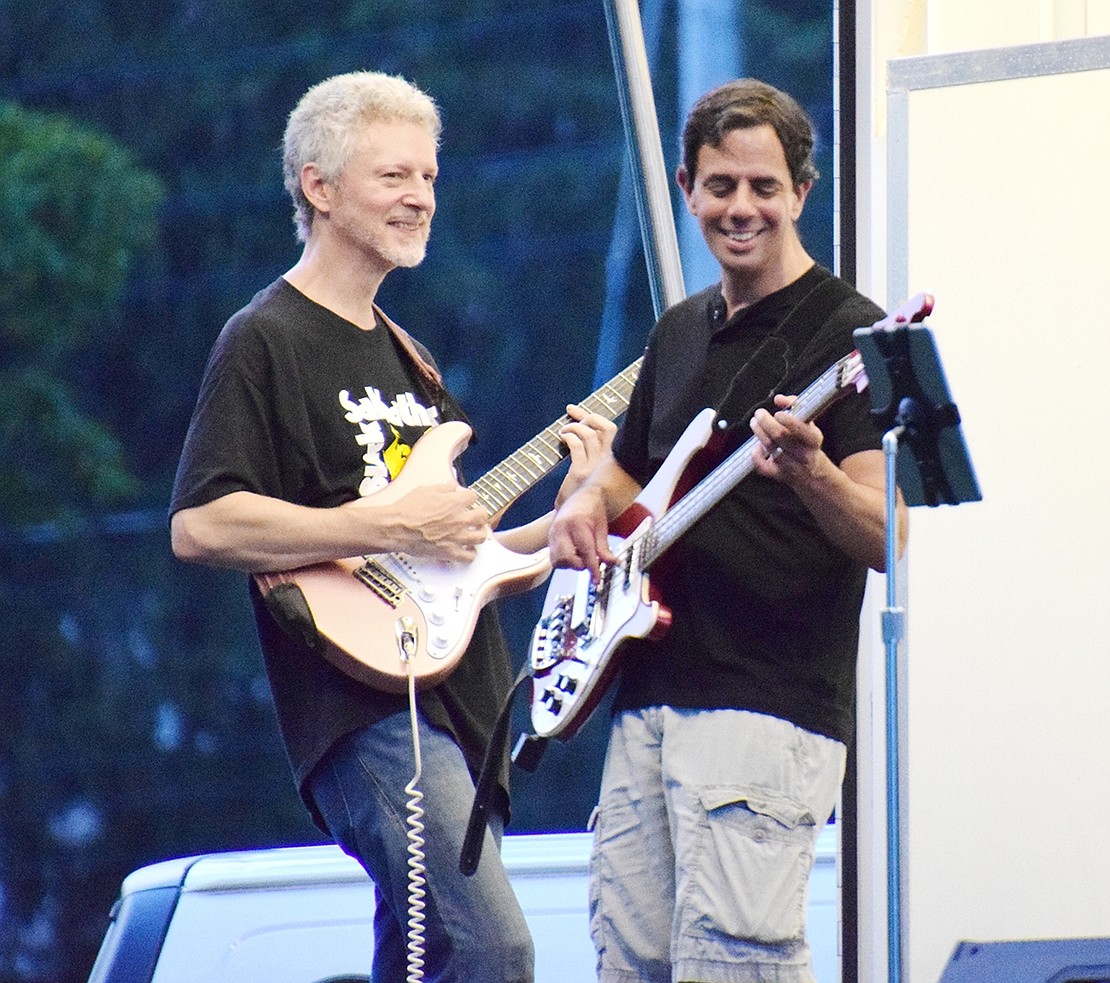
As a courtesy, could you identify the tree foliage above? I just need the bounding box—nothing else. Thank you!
[0,102,162,526]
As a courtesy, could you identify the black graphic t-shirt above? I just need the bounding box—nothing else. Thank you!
[170,278,512,826]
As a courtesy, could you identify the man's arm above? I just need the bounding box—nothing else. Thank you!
[546,455,643,581]
[171,483,489,573]
[493,403,618,556]
[750,395,907,571]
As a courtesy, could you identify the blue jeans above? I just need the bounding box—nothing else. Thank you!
[590,707,845,983]
[309,710,534,983]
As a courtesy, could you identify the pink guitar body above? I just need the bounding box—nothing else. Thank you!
[256,422,549,693]
[255,358,645,693]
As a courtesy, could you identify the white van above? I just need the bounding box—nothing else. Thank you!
[89,827,839,982]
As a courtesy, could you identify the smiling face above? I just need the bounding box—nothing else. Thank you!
[313,118,438,274]
[678,123,812,308]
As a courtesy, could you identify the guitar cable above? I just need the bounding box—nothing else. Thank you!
[397,619,428,983]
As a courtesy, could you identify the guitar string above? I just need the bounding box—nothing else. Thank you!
[633,359,846,570]
[471,360,643,515]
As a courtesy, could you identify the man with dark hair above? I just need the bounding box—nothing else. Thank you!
[170,70,613,983]
[549,78,907,982]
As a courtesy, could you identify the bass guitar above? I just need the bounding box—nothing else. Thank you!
[528,292,933,740]
[255,358,642,693]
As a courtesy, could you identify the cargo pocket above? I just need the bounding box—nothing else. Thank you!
[684,786,816,946]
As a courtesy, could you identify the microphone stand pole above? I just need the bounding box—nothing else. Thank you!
[882,422,907,983]
[854,296,982,983]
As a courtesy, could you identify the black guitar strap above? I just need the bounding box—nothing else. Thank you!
[459,662,534,876]
[713,273,858,430]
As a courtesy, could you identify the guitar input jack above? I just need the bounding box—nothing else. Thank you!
[395,616,417,663]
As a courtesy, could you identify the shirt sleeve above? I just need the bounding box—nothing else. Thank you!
[611,337,659,486]
[808,294,887,465]
[169,316,286,516]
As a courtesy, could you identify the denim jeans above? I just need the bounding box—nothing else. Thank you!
[309,709,534,983]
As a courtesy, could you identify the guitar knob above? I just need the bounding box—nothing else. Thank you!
[556,676,577,695]
[418,585,437,603]
[541,690,562,714]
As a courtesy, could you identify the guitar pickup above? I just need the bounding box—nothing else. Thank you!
[569,575,597,635]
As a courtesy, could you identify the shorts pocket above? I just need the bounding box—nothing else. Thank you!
[685,785,816,945]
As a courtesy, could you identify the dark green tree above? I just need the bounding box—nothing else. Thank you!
[0,101,162,526]
[0,105,318,982]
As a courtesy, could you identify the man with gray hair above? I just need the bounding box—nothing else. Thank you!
[170,70,613,982]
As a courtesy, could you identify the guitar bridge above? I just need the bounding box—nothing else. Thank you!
[353,558,406,608]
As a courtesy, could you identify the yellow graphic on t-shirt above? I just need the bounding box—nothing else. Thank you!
[338,386,440,498]
[383,427,412,479]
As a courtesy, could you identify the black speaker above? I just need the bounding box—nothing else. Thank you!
[938,938,1110,982]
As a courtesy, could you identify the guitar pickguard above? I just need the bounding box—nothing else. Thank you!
[530,524,662,739]
[289,538,550,692]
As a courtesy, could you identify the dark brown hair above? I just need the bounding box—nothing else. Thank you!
[681,79,819,190]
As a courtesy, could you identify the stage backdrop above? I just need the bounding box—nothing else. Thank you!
[881,34,1110,983]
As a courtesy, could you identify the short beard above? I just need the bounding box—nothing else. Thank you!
[385,238,428,268]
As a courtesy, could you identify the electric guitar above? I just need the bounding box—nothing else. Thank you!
[254,358,642,693]
[528,293,934,740]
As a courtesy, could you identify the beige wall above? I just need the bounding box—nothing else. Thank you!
[854,5,1110,983]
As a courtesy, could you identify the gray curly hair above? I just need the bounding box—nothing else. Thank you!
[282,71,442,242]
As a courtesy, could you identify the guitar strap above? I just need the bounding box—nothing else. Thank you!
[372,304,445,400]
[713,272,858,430]
[459,662,535,876]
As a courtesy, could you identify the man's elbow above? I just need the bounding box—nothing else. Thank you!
[170,509,212,565]
[870,508,909,573]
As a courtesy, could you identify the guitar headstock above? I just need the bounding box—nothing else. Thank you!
[870,291,935,332]
[842,350,869,394]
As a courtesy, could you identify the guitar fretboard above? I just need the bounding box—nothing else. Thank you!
[473,357,643,517]
[641,353,862,568]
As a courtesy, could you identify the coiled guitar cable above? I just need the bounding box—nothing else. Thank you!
[396,618,427,983]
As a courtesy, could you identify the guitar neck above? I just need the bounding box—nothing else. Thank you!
[642,354,859,567]
[472,357,643,517]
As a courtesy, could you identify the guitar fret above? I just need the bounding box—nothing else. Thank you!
[468,356,644,517]
[477,471,522,506]
[507,454,543,480]
[643,356,853,570]
[531,430,564,456]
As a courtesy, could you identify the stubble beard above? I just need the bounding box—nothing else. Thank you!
[380,214,431,269]
[385,238,428,268]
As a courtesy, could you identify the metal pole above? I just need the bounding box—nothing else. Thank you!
[602,0,686,318]
[881,425,906,983]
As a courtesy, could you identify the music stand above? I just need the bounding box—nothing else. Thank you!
[853,296,981,983]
